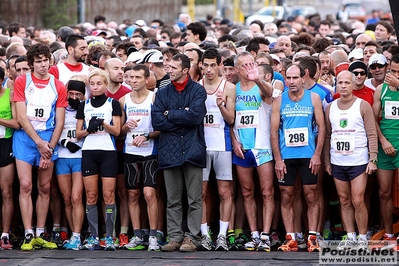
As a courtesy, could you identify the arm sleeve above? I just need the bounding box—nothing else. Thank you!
[361,100,378,159]
[111,99,122,116]
[75,102,85,119]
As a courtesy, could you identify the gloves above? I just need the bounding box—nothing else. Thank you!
[68,98,81,110]
[87,116,104,133]
[61,139,81,153]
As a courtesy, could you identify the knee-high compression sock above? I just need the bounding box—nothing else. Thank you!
[86,204,99,238]
[105,204,117,238]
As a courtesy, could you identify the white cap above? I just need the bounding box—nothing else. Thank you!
[368,53,388,66]
[126,51,144,64]
[348,48,363,60]
[270,54,280,63]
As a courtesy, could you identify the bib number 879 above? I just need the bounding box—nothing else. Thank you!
[336,141,350,151]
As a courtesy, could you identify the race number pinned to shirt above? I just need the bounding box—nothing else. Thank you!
[384,101,399,119]
[284,127,308,147]
[128,130,150,147]
[204,110,223,128]
[235,110,259,129]
[332,136,355,154]
[26,103,51,121]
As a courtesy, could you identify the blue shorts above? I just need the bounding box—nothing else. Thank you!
[13,130,58,166]
[233,149,273,168]
[55,158,82,175]
[331,164,367,182]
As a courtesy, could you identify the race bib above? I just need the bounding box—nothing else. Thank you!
[235,110,259,129]
[332,136,355,154]
[204,111,223,128]
[26,104,51,121]
[284,127,308,147]
[384,101,399,119]
[127,130,149,147]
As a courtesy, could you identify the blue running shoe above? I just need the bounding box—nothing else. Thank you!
[66,236,82,250]
[82,235,100,250]
[104,236,116,251]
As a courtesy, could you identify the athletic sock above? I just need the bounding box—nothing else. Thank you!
[218,220,229,237]
[86,204,99,238]
[201,223,208,236]
[120,226,129,235]
[105,203,116,238]
[36,228,45,237]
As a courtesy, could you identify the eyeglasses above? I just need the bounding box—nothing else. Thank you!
[352,71,367,76]
[369,64,386,70]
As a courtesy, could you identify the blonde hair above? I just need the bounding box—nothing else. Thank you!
[89,69,109,85]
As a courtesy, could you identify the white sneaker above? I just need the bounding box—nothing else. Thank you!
[148,236,160,251]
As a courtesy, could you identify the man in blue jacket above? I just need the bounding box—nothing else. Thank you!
[151,53,207,252]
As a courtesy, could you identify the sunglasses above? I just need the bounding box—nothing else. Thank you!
[369,63,386,70]
[352,71,367,76]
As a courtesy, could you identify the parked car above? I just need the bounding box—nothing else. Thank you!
[339,0,366,18]
[289,5,318,18]
[245,5,290,26]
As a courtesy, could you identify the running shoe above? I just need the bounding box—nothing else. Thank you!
[82,235,100,250]
[337,238,357,251]
[357,239,368,251]
[119,233,128,248]
[235,233,249,250]
[0,236,13,250]
[226,232,237,250]
[156,232,164,246]
[60,231,69,243]
[51,229,62,246]
[317,234,327,249]
[200,234,214,251]
[20,234,34,251]
[277,234,298,252]
[34,233,58,249]
[104,236,116,251]
[66,235,82,250]
[215,234,229,251]
[307,235,320,252]
[270,231,282,247]
[296,235,307,250]
[323,229,333,240]
[148,236,160,251]
[244,237,260,251]
[125,236,145,250]
[257,233,271,252]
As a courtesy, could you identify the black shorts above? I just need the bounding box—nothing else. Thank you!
[82,150,118,177]
[280,158,318,186]
[331,164,367,182]
[0,138,14,167]
[124,154,158,190]
[117,151,124,175]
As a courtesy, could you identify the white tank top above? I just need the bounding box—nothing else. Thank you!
[123,91,156,156]
[329,98,369,166]
[58,107,83,158]
[57,62,91,98]
[82,98,115,151]
[201,79,230,151]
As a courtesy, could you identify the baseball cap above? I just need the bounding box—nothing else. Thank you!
[126,51,144,64]
[348,60,367,73]
[140,50,163,63]
[348,48,363,61]
[368,53,388,66]
[135,19,147,27]
[270,54,280,63]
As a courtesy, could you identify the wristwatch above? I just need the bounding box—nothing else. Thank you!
[163,110,169,116]
[370,158,378,165]
[141,132,150,141]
